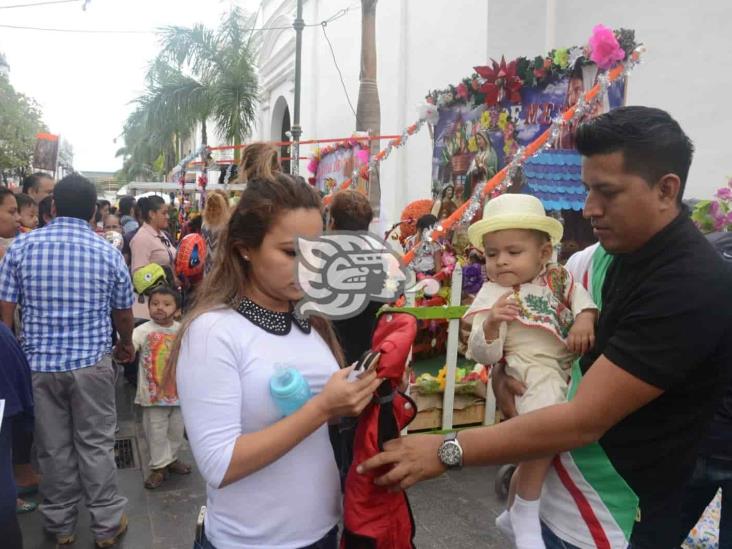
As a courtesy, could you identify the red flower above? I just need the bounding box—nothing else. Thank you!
[456,82,469,100]
[474,56,523,106]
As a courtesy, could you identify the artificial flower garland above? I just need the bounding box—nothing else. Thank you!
[426,26,637,109]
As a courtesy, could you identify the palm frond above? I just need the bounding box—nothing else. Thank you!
[157,24,225,77]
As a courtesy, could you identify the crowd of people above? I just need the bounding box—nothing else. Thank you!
[0,107,730,549]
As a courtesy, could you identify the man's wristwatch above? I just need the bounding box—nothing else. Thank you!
[437,432,463,470]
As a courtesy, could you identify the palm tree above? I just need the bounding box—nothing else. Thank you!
[117,73,196,182]
[119,7,259,181]
[356,0,381,215]
[154,7,259,160]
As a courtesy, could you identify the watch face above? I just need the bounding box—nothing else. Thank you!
[439,441,462,467]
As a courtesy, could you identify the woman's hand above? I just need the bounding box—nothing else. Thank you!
[313,363,383,420]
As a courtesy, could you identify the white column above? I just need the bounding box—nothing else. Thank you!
[545,0,557,52]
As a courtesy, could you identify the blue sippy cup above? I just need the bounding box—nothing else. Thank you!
[269,364,312,416]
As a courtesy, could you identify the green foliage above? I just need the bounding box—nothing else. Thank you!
[118,7,259,181]
[0,76,47,181]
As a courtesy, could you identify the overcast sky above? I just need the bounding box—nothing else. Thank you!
[0,0,259,173]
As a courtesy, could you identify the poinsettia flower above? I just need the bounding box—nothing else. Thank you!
[456,82,470,100]
[474,57,523,106]
[588,24,625,69]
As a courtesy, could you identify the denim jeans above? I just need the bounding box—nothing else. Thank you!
[541,523,582,549]
[677,455,732,548]
[541,522,635,549]
[194,525,339,549]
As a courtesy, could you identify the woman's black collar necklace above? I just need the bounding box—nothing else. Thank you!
[232,296,311,336]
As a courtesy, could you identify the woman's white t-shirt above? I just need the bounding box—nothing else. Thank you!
[176,308,341,549]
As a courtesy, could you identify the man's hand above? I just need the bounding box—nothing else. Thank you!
[356,434,445,491]
[491,363,526,419]
[567,310,597,356]
[113,341,135,363]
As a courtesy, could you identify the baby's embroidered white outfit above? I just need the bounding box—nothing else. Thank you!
[465,264,597,414]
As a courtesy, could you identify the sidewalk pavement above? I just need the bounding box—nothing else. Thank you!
[19,378,508,548]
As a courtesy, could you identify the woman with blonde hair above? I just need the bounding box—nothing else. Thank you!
[201,190,231,276]
[238,142,281,184]
[169,173,381,549]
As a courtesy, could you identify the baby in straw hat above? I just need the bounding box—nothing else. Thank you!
[463,194,598,549]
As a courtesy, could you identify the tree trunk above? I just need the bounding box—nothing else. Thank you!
[201,118,208,147]
[233,134,241,162]
[356,0,381,216]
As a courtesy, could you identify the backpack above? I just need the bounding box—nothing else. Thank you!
[176,233,207,282]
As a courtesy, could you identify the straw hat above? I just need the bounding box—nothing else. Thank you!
[467,194,563,250]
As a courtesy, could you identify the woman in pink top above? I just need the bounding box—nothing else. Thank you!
[130,196,177,319]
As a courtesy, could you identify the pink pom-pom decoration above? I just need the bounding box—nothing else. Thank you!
[588,24,625,70]
[355,148,369,165]
[307,157,319,174]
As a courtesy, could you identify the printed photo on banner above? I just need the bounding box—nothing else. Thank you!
[309,139,370,195]
[431,66,626,201]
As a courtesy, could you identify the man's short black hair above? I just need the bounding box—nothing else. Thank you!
[53,173,98,221]
[21,172,53,194]
[148,285,182,310]
[575,106,694,204]
[98,199,111,209]
[119,195,136,216]
[38,195,53,228]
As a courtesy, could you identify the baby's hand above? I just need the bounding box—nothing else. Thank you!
[566,310,597,356]
[483,291,520,332]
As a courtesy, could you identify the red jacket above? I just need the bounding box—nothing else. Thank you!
[342,312,418,549]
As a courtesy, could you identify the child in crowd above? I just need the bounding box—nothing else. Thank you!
[464,194,597,549]
[103,214,122,234]
[405,213,442,275]
[132,286,191,489]
[15,193,38,233]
